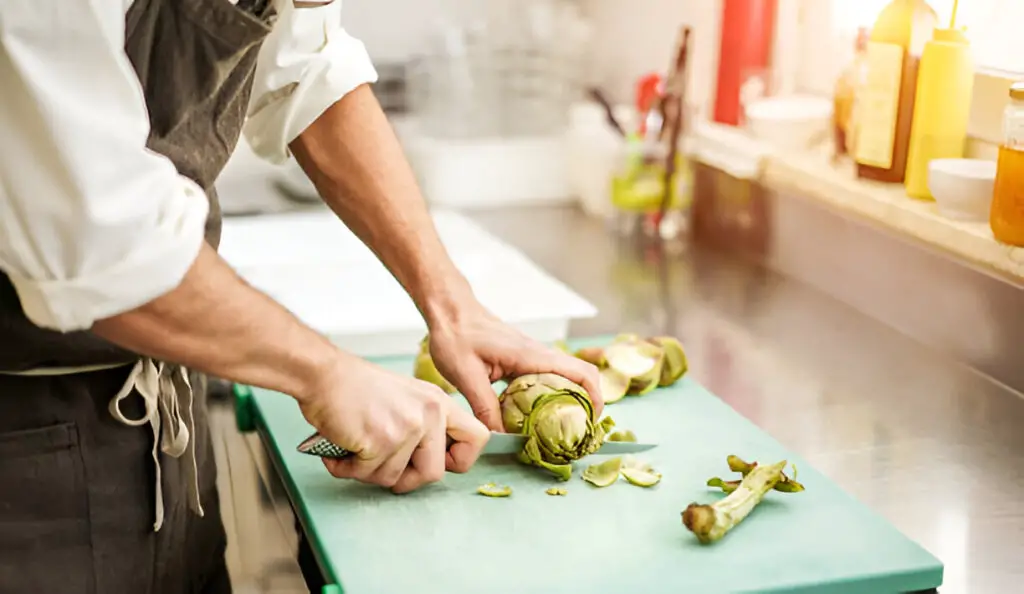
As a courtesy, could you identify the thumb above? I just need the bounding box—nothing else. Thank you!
[446,358,503,431]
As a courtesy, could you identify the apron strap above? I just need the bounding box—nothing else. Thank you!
[108,359,203,531]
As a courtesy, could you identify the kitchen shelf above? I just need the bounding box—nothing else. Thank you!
[761,150,1024,285]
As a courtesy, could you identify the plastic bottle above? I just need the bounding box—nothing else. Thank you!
[833,27,871,159]
[852,0,939,184]
[904,26,975,199]
[713,0,777,127]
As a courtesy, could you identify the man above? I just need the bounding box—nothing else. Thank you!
[0,1,602,592]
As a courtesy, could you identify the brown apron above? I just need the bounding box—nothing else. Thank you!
[0,0,275,592]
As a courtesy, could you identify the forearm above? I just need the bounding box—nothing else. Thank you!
[289,84,474,326]
[92,243,341,402]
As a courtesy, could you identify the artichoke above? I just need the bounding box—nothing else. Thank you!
[498,373,615,481]
[413,335,457,394]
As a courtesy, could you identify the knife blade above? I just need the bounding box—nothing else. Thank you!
[297,431,657,459]
[481,432,657,456]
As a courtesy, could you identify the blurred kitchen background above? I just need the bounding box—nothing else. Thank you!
[211,1,1024,593]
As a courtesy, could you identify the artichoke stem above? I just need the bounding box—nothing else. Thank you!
[683,460,786,543]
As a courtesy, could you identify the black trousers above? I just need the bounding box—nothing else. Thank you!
[0,367,230,594]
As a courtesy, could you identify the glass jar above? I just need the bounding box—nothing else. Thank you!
[990,82,1024,246]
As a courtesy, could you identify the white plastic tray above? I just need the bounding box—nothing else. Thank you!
[219,210,597,357]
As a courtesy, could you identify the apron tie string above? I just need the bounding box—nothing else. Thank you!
[108,358,204,531]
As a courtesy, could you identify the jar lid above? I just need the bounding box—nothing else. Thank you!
[1011,82,1024,101]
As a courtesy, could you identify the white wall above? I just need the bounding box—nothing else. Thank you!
[341,0,729,116]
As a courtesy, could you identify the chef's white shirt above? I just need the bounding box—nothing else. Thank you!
[0,0,378,333]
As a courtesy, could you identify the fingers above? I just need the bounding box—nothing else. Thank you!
[443,403,490,473]
[446,357,504,431]
[391,406,447,494]
[323,389,446,490]
[559,353,605,416]
[519,346,606,417]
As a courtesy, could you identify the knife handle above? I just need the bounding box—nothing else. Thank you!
[297,432,456,460]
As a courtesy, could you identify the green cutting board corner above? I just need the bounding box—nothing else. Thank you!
[239,338,943,594]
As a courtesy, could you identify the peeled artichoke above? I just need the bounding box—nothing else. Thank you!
[498,373,615,481]
[413,335,457,394]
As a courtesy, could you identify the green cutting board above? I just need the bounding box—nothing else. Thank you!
[235,338,942,594]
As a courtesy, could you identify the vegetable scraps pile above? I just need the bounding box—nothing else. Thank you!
[563,333,688,404]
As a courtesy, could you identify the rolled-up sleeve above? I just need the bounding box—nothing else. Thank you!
[0,0,210,332]
[244,0,379,163]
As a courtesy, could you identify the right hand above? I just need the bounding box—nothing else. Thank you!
[297,353,490,494]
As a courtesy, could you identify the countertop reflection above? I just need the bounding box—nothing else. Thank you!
[470,205,1024,594]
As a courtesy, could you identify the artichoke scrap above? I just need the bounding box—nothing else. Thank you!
[572,334,688,404]
[413,335,457,394]
[707,455,805,494]
[582,455,662,488]
[683,460,791,544]
[477,483,512,497]
[498,373,615,481]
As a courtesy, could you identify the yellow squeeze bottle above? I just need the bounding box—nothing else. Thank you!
[904,4,975,199]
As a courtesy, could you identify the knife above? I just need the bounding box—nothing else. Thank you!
[297,431,657,460]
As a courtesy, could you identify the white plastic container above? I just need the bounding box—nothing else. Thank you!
[404,133,574,210]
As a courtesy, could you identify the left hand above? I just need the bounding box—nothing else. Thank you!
[427,303,603,431]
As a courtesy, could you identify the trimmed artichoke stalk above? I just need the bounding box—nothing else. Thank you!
[647,336,688,386]
[723,455,805,493]
[620,456,661,487]
[545,487,568,496]
[682,460,787,543]
[606,429,637,443]
[498,373,615,481]
[604,339,665,396]
[582,457,622,487]
[413,335,457,394]
[477,483,512,497]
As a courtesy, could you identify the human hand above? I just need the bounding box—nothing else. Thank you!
[426,304,603,431]
[297,353,490,493]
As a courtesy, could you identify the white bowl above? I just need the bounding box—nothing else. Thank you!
[928,159,997,222]
[744,95,833,151]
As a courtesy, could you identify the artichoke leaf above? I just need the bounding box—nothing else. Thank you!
[477,483,512,497]
[598,367,631,404]
[706,477,740,494]
[620,456,662,487]
[413,335,457,394]
[574,346,607,368]
[726,456,805,493]
[519,435,573,481]
[582,457,622,488]
[647,336,688,386]
[606,429,637,442]
[545,487,568,496]
[605,339,665,396]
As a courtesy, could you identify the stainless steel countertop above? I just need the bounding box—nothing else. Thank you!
[469,205,1024,594]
